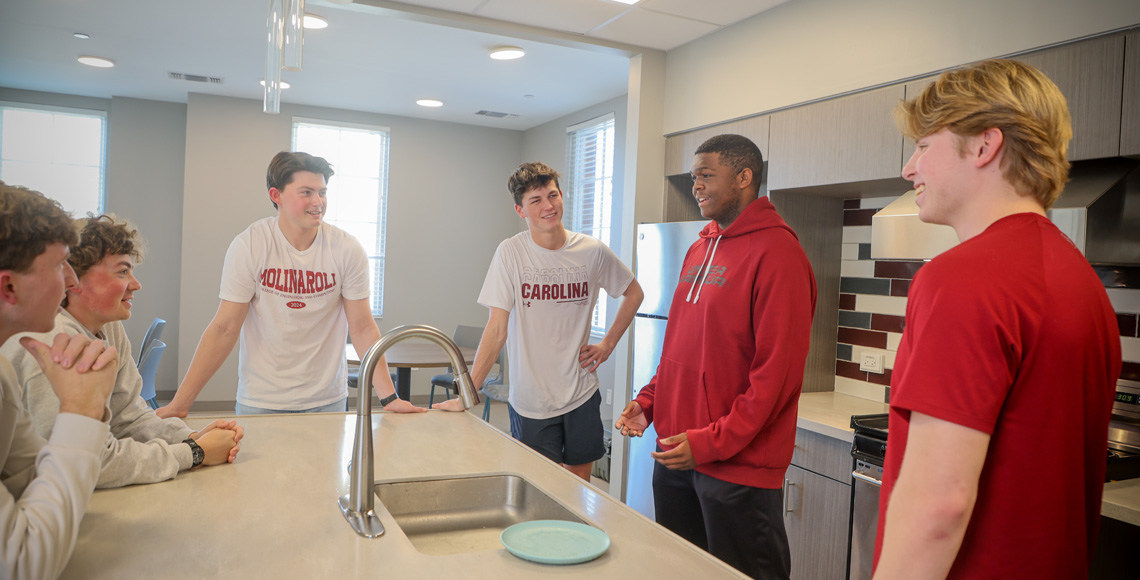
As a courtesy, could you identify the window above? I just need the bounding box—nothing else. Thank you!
[0,103,106,215]
[292,118,390,316]
[564,113,616,332]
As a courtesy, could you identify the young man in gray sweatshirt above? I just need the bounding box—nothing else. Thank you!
[2,215,242,488]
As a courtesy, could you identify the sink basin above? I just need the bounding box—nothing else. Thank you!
[374,473,586,556]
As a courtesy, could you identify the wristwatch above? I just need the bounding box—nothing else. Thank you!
[379,393,399,408]
[184,437,204,468]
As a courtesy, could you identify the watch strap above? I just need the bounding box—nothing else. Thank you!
[184,437,204,468]
[379,393,399,407]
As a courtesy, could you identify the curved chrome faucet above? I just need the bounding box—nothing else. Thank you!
[338,324,481,538]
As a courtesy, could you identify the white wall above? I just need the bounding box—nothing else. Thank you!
[664,0,1140,134]
[178,93,523,403]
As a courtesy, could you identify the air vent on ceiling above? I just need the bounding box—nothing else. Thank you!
[475,110,519,119]
[168,72,224,84]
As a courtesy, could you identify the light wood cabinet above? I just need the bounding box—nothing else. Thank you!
[784,464,851,580]
[1013,34,1124,161]
[1122,29,1140,157]
[783,428,853,580]
[899,76,936,170]
[664,115,769,176]
[768,85,905,191]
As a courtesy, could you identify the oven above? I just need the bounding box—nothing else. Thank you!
[848,414,888,580]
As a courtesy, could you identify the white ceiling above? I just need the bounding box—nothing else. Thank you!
[0,0,788,130]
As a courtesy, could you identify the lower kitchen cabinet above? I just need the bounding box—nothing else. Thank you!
[784,464,852,580]
[783,427,854,580]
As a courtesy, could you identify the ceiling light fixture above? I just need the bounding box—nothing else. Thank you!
[261,80,291,89]
[78,55,114,68]
[416,99,444,108]
[73,32,91,40]
[489,46,525,60]
[303,13,328,29]
[265,0,306,113]
[610,0,642,4]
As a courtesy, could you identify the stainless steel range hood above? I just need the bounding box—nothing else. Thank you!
[1048,157,1140,265]
[871,157,1140,263]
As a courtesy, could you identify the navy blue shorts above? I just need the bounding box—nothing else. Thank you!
[508,389,605,466]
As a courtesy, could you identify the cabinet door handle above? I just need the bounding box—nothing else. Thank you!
[783,479,796,514]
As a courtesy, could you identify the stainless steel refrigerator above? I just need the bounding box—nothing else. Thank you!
[623,220,707,519]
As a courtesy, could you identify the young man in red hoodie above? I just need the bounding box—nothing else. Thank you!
[616,134,817,579]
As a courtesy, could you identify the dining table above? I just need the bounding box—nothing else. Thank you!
[347,342,477,402]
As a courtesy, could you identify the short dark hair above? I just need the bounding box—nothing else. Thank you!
[265,151,334,209]
[695,134,765,193]
[69,214,144,278]
[508,162,561,207]
[0,181,78,273]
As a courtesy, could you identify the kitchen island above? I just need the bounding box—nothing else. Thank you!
[61,410,748,579]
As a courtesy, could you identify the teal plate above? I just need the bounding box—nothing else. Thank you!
[500,520,610,565]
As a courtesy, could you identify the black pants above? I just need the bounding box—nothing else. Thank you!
[653,462,791,580]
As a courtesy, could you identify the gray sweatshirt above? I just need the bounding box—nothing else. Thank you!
[1,310,195,488]
[1,356,107,580]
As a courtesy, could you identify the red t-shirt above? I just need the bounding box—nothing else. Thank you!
[876,213,1121,578]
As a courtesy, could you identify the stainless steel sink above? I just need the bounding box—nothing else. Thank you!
[374,473,586,556]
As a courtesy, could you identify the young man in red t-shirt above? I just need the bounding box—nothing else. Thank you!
[873,60,1121,579]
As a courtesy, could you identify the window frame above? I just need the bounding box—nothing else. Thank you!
[0,101,108,215]
[564,112,617,334]
[291,117,391,317]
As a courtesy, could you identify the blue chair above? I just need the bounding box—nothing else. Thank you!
[137,339,166,410]
[480,363,509,422]
[429,325,485,406]
[136,317,166,370]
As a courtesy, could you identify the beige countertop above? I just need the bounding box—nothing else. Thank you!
[61,410,748,579]
[795,391,889,442]
[1103,478,1140,526]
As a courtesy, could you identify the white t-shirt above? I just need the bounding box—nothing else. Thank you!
[220,217,370,410]
[478,231,634,419]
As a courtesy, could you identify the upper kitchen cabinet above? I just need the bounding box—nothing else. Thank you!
[1013,34,1124,161]
[900,77,936,169]
[664,115,769,176]
[768,85,905,193]
[1122,29,1140,157]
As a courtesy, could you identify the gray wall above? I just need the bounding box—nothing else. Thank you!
[178,93,524,403]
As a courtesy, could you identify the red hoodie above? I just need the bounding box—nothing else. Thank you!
[635,197,817,488]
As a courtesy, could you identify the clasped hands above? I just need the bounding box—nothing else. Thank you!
[615,401,696,471]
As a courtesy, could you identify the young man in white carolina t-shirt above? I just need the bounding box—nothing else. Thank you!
[157,151,428,417]
[436,162,643,481]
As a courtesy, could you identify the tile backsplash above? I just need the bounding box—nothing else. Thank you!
[836,197,1140,403]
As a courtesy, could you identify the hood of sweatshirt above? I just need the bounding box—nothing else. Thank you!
[684,196,798,304]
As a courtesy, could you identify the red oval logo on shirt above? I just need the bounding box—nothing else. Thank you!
[286,301,306,309]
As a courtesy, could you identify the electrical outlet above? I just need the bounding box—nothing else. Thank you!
[605,389,613,405]
[859,353,885,374]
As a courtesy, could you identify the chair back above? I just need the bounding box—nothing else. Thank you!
[451,325,483,349]
[137,318,166,369]
[138,339,166,409]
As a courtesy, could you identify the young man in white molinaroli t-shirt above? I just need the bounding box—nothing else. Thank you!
[157,151,445,417]
[435,162,643,482]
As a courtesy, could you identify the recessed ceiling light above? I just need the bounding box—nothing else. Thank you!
[73,32,91,40]
[489,46,525,60]
[610,0,642,4]
[78,55,114,68]
[303,14,328,29]
[416,99,444,108]
[261,80,291,89]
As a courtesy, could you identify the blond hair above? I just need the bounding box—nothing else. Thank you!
[895,59,1072,209]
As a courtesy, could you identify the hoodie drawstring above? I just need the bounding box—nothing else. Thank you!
[686,234,722,304]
